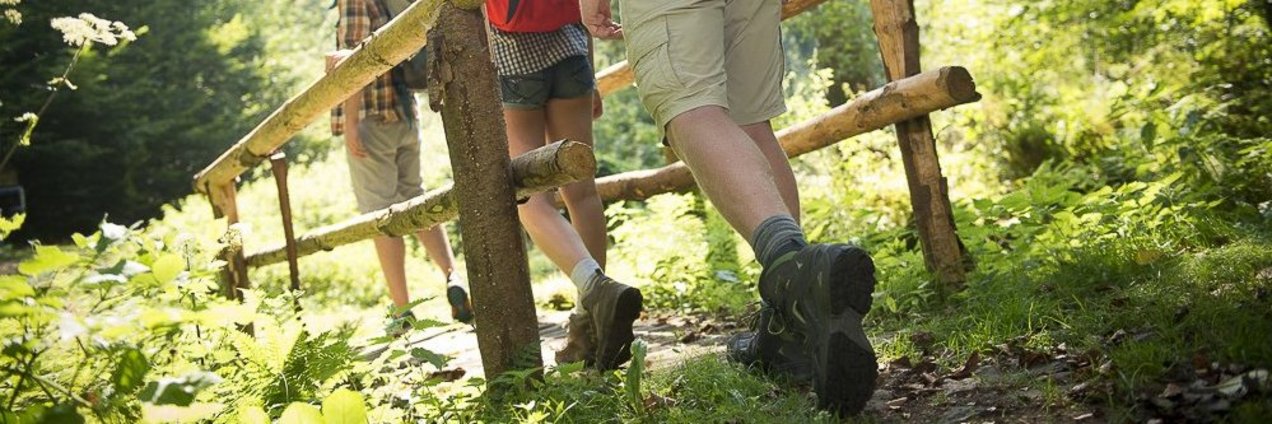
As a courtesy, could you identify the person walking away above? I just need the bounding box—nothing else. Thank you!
[486,0,643,370]
[328,0,475,336]
[580,0,879,415]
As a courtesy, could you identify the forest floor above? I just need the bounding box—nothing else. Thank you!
[360,306,1270,423]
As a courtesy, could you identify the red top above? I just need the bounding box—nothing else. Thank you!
[486,0,581,33]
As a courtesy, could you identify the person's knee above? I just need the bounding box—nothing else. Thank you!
[559,181,599,205]
[666,105,730,146]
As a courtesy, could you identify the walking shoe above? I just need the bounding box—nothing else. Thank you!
[579,272,643,370]
[554,310,597,365]
[759,244,877,416]
[447,284,474,324]
[725,301,813,382]
[386,310,417,339]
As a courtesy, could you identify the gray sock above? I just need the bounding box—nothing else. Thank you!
[569,258,602,306]
[750,215,807,269]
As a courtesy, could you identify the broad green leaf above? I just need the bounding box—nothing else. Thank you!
[410,348,449,369]
[139,371,222,406]
[237,406,270,424]
[321,389,367,424]
[151,253,185,285]
[625,338,647,414]
[0,214,24,240]
[279,403,324,424]
[71,233,90,249]
[112,348,151,394]
[18,245,80,276]
[0,275,34,300]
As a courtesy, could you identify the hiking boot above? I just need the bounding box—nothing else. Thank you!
[725,301,813,382]
[386,310,417,339]
[447,284,474,324]
[579,272,643,370]
[554,310,597,365]
[759,244,878,416]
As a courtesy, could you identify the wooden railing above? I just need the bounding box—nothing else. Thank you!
[191,0,978,379]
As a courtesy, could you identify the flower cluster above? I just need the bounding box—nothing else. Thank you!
[49,13,136,47]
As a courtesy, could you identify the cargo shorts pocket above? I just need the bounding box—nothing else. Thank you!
[626,18,682,96]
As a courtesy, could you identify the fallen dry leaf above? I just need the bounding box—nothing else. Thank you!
[429,367,466,382]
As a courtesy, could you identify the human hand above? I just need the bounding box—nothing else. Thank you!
[345,130,367,158]
[580,0,622,39]
[325,50,354,73]
[592,90,604,120]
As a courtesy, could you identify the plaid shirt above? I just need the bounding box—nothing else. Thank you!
[331,0,415,136]
[489,23,589,76]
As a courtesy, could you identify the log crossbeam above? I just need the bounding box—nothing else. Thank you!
[578,66,980,204]
[245,140,596,268]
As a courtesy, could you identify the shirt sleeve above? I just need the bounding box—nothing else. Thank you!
[337,0,371,49]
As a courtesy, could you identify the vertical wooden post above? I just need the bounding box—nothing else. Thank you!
[869,0,968,290]
[429,2,543,378]
[269,152,302,298]
[210,182,252,301]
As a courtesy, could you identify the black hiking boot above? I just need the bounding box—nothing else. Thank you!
[726,301,813,382]
[447,284,474,324]
[758,243,878,416]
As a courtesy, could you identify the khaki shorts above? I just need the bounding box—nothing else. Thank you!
[620,0,786,133]
[347,118,426,213]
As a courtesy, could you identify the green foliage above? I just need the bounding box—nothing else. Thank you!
[607,194,757,316]
[0,0,334,241]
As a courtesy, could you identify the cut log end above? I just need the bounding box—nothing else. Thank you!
[556,142,598,181]
[939,66,981,103]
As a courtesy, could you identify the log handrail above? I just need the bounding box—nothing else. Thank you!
[582,66,980,203]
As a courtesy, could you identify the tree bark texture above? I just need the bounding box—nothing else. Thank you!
[192,0,445,216]
[870,0,969,290]
[430,2,542,378]
[571,67,979,204]
[244,141,596,268]
[594,0,828,97]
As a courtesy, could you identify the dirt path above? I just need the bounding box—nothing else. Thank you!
[369,310,731,378]
[363,313,1121,422]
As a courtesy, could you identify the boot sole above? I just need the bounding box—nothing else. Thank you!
[808,245,877,416]
[595,287,643,370]
[448,286,474,324]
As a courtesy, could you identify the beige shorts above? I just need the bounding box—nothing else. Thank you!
[347,118,426,213]
[620,0,786,133]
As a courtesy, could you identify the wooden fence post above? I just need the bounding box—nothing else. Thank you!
[869,0,969,291]
[429,1,543,378]
[269,152,302,309]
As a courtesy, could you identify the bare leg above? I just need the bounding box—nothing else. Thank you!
[505,108,593,273]
[372,236,410,309]
[666,106,791,238]
[741,120,799,224]
[545,95,607,268]
[415,225,456,280]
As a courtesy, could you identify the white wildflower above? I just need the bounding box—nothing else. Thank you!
[49,13,135,47]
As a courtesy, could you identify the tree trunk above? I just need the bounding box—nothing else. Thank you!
[594,0,829,97]
[869,0,969,291]
[429,2,542,379]
[245,141,596,268]
[571,66,979,204]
